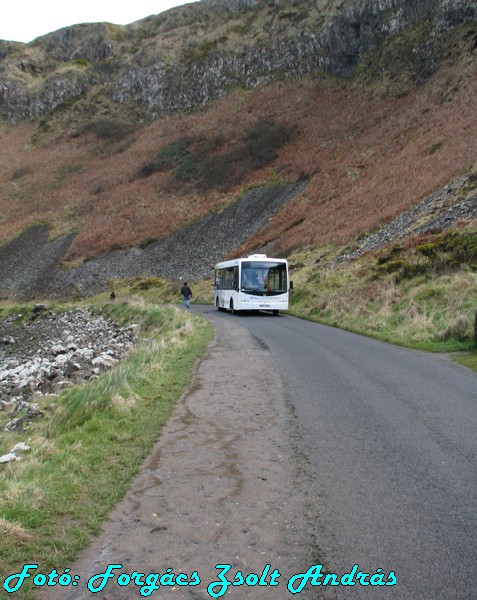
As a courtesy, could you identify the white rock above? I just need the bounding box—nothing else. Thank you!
[12,442,30,453]
[51,344,67,356]
[0,453,20,463]
[92,354,118,368]
[55,354,69,366]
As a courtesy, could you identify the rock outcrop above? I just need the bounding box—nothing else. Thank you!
[1,0,476,123]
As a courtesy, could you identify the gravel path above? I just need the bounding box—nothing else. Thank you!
[40,312,319,600]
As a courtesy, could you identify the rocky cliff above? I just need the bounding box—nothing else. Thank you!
[1,0,476,124]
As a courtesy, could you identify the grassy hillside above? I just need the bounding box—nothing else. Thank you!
[1,0,477,265]
[1,58,477,266]
[0,1,476,357]
[288,225,477,351]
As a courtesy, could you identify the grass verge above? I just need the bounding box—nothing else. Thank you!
[287,230,477,370]
[0,301,213,599]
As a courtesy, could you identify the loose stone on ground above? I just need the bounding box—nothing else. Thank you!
[0,305,138,438]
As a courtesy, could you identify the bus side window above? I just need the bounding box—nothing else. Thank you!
[233,266,239,290]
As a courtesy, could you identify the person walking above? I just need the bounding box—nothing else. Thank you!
[180,282,192,308]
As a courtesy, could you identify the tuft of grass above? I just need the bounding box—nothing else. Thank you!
[0,301,213,598]
[0,517,33,544]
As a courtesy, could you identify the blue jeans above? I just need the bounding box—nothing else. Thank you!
[183,295,190,308]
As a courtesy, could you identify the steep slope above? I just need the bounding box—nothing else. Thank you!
[0,0,476,300]
[0,181,307,298]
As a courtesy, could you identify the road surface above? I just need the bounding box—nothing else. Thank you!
[39,305,477,600]
[196,305,477,599]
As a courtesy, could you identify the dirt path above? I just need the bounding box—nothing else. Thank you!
[41,314,319,599]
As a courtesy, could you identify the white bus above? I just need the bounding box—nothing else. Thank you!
[214,254,291,315]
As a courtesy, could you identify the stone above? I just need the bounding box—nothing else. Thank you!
[0,308,137,431]
[0,452,19,464]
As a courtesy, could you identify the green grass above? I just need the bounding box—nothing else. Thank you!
[287,232,477,369]
[0,301,213,599]
[105,275,215,307]
[452,353,477,371]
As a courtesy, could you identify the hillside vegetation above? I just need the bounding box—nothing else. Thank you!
[0,0,476,352]
[2,61,477,263]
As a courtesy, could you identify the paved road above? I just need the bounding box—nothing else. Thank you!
[197,306,477,599]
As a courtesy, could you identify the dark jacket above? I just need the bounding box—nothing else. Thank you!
[181,285,192,297]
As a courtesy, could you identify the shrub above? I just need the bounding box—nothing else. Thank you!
[416,231,477,270]
[241,118,294,169]
[71,120,135,142]
[131,277,162,291]
[136,139,193,179]
[11,166,31,181]
[377,258,406,274]
[373,230,477,282]
[416,243,438,257]
[181,39,221,66]
[399,259,430,279]
[135,120,294,191]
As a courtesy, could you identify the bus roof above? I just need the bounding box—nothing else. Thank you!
[215,255,288,269]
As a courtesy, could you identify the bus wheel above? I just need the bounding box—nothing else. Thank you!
[272,310,279,316]
[215,297,222,311]
[230,299,239,315]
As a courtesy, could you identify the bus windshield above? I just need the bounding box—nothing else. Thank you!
[240,261,287,296]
